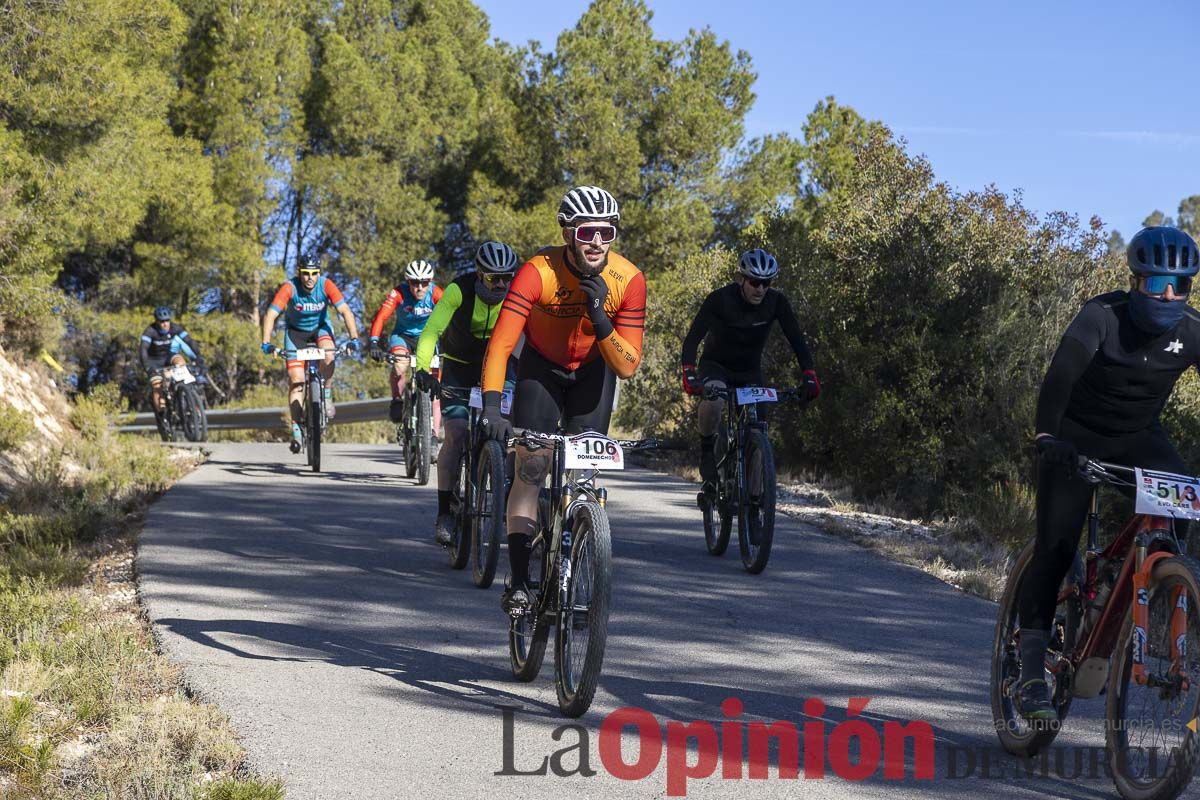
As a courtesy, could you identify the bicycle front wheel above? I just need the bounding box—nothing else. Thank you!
[1106,554,1200,800]
[555,501,613,718]
[472,441,505,588]
[446,450,470,570]
[416,391,432,486]
[179,385,206,442]
[737,429,776,574]
[307,378,322,472]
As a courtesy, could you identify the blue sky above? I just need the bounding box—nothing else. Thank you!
[474,0,1199,240]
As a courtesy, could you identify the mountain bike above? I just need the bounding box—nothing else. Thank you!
[698,385,804,574]
[154,362,208,443]
[992,458,1200,800]
[432,383,511,587]
[386,353,439,485]
[504,429,660,717]
[270,342,351,473]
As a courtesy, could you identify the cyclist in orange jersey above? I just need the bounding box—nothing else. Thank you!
[480,185,647,613]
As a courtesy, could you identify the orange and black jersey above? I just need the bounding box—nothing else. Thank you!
[482,246,646,392]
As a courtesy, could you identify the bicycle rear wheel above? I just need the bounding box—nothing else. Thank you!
[1106,554,1200,800]
[472,441,505,588]
[555,501,613,718]
[446,451,470,570]
[737,429,776,574]
[307,378,322,472]
[990,539,1078,757]
[509,534,548,682]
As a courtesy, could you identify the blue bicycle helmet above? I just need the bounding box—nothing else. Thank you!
[154,306,172,322]
[1127,226,1199,276]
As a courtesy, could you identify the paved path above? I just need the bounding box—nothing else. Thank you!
[139,443,1120,799]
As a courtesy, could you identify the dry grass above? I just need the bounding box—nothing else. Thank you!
[1,386,284,799]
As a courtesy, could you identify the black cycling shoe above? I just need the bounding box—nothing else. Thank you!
[1014,678,1058,723]
[501,584,533,615]
[696,481,716,510]
[389,398,404,423]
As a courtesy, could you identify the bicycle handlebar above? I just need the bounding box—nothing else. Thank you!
[505,428,665,452]
[702,385,806,402]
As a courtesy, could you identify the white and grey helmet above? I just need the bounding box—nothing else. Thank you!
[474,241,518,274]
[556,185,620,226]
[737,249,780,281]
[403,259,435,281]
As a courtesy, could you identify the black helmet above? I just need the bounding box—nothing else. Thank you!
[1127,226,1199,277]
[474,241,518,274]
[154,306,172,322]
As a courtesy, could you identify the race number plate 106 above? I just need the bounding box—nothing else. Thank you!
[565,434,624,470]
[1134,467,1200,521]
[735,387,777,405]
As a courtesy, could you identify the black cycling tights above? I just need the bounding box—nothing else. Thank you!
[1019,419,1189,631]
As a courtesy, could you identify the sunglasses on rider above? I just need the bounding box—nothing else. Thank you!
[573,224,618,245]
[407,279,431,288]
[743,276,772,289]
[299,269,321,278]
[481,273,514,288]
[1139,274,1192,296]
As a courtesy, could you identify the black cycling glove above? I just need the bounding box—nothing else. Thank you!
[1036,435,1078,469]
[481,391,513,443]
[578,274,613,339]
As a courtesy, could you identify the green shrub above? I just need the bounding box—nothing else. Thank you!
[0,402,33,451]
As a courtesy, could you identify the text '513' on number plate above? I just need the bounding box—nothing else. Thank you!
[565,434,624,470]
[1135,467,1200,521]
[735,387,777,405]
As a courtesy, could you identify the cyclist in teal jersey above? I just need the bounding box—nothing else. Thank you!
[261,259,361,452]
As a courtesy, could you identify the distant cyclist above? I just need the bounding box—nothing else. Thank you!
[413,241,519,546]
[261,258,361,452]
[479,185,647,613]
[369,260,444,433]
[140,306,204,416]
[1012,226,1200,721]
[680,249,820,499]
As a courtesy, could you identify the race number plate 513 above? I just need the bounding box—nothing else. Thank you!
[565,434,624,470]
[1134,468,1200,521]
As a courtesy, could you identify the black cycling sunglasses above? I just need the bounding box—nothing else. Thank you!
[481,273,514,287]
[743,276,772,289]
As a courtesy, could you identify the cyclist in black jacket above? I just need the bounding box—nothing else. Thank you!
[1015,226,1200,721]
[680,249,820,499]
[139,306,203,414]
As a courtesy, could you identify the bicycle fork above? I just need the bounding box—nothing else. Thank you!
[1130,529,1190,690]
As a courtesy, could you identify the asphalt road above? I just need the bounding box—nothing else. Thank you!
[139,443,1126,799]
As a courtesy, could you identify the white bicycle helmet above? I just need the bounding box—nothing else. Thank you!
[404,259,435,281]
[474,241,518,274]
[737,249,780,280]
[557,185,620,226]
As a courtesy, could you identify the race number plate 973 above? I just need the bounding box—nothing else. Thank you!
[565,434,625,470]
[1134,468,1200,521]
[735,387,778,405]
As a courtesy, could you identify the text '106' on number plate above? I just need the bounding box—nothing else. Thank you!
[565,434,624,470]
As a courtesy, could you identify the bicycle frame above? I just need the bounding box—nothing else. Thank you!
[1054,461,1191,690]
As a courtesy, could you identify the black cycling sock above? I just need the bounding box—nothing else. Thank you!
[1019,628,1050,685]
[437,490,451,516]
[508,533,531,586]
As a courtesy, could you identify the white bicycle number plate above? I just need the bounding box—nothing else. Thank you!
[170,365,195,383]
[468,387,512,414]
[408,354,441,369]
[565,434,624,470]
[735,387,777,405]
[294,347,326,362]
[1134,468,1200,521]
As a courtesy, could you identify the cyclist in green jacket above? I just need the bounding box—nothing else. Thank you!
[414,241,519,545]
